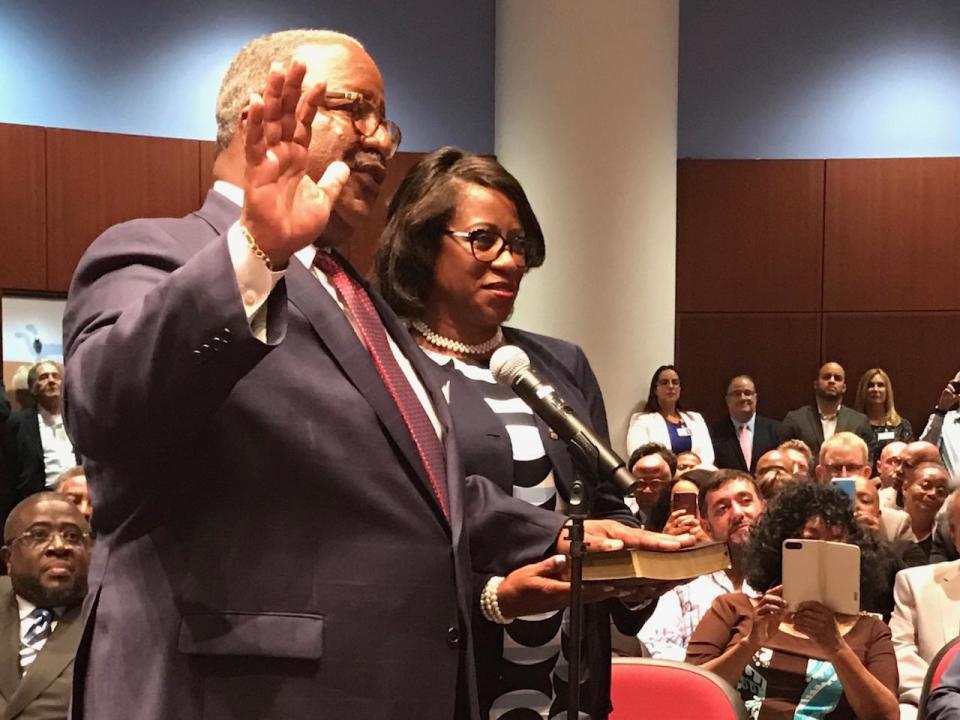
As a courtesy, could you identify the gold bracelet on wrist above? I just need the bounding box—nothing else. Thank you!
[239,225,273,271]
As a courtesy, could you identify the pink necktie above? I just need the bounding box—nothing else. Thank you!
[315,252,449,518]
[739,423,752,470]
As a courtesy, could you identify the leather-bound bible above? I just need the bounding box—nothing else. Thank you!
[582,541,731,587]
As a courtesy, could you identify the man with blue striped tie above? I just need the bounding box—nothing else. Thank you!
[0,492,91,719]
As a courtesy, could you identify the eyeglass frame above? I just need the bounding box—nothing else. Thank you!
[323,91,401,157]
[5,523,92,550]
[444,228,543,268]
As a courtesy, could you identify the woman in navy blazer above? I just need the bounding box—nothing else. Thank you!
[376,147,648,720]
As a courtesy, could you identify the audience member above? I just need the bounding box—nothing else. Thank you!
[815,432,914,542]
[639,470,764,660]
[628,442,678,477]
[686,481,898,719]
[901,462,950,560]
[626,365,715,465]
[4,362,80,505]
[0,493,91,717]
[882,441,944,509]
[54,466,91,523]
[755,446,809,480]
[853,368,914,457]
[778,439,814,479]
[675,451,702,475]
[874,440,907,490]
[710,375,784,473]
[629,453,672,526]
[890,489,960,720]
[920,371,960,480]
[646,466,713,541]
[755,466,796,502]
[782,361,876,464]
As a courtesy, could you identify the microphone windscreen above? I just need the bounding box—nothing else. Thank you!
[489,345,531,386]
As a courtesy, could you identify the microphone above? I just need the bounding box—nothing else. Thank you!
[490,345,637,495]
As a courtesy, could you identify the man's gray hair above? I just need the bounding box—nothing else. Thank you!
[215,29,364,151]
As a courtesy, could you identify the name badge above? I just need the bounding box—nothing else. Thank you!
[676,427,692,437]
[877,430,895,441]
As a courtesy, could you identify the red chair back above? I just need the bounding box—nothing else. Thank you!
[610,657,748,720]
[919,635,960,718]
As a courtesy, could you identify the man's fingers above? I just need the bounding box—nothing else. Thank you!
[296,80,328,140]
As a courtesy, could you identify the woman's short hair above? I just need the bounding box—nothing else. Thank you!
[642,365,685,414]
[853,367,902,427]
[744,481,886,610]
[374,146,544,319]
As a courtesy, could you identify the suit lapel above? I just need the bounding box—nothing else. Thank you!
[0,589,20,705]
[806,406,825,443]
[4,605,82,719]
[285,256,450,529]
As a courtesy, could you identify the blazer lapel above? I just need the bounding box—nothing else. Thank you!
[285,256,450,529]
[3,605,82,720]
[0,592,20,705]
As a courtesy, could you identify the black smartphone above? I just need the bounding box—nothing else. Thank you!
[671,492,699,516]
[951,380,960,394]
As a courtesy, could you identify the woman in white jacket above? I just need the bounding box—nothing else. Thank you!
[626,365,714,465]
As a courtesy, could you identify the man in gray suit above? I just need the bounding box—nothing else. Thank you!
[783,361,876,464]
[0,493,90,720]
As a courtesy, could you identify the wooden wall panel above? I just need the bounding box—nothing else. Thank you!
[677,160,825,313]
[348,151,423,278]
[199,140,218,205]
[824,158,960,311]
[675,313,821,425]
[0,124,46,290]
[822,312,960,433]
[45,129,200,291]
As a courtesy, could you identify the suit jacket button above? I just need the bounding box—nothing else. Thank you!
[446,626,460,647]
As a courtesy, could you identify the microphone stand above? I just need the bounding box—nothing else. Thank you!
[565,432,606,720]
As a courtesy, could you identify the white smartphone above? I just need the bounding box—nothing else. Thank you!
[782,539,860,615]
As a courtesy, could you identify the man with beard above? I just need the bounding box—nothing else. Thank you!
[638,470,764,659]
[0,493,90,718]
[782,361,876,464]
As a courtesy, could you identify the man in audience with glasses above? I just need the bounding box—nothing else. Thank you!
[629,451,673,526]
[0,493,90,718]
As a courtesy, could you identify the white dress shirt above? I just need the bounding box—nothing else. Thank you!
[37,408,76,488]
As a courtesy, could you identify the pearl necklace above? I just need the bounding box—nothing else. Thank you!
[411,320,503,356]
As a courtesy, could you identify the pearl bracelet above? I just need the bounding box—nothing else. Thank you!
[480,576,513,625]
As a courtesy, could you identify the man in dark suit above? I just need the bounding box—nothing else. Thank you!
[61,30,674,720]
[710,375,783,473]
[0,493,90,719]
[782,361,876,464]
[4,363,80,508]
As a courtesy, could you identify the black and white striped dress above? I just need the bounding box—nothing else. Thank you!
[423,348,590,720]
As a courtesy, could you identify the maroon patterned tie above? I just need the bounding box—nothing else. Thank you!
[314,251,449,518]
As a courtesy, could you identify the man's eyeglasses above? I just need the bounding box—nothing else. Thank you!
[445,229,543,268]
[324,91,401,158]
[633,479,668,491]
[6,524,91,550]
